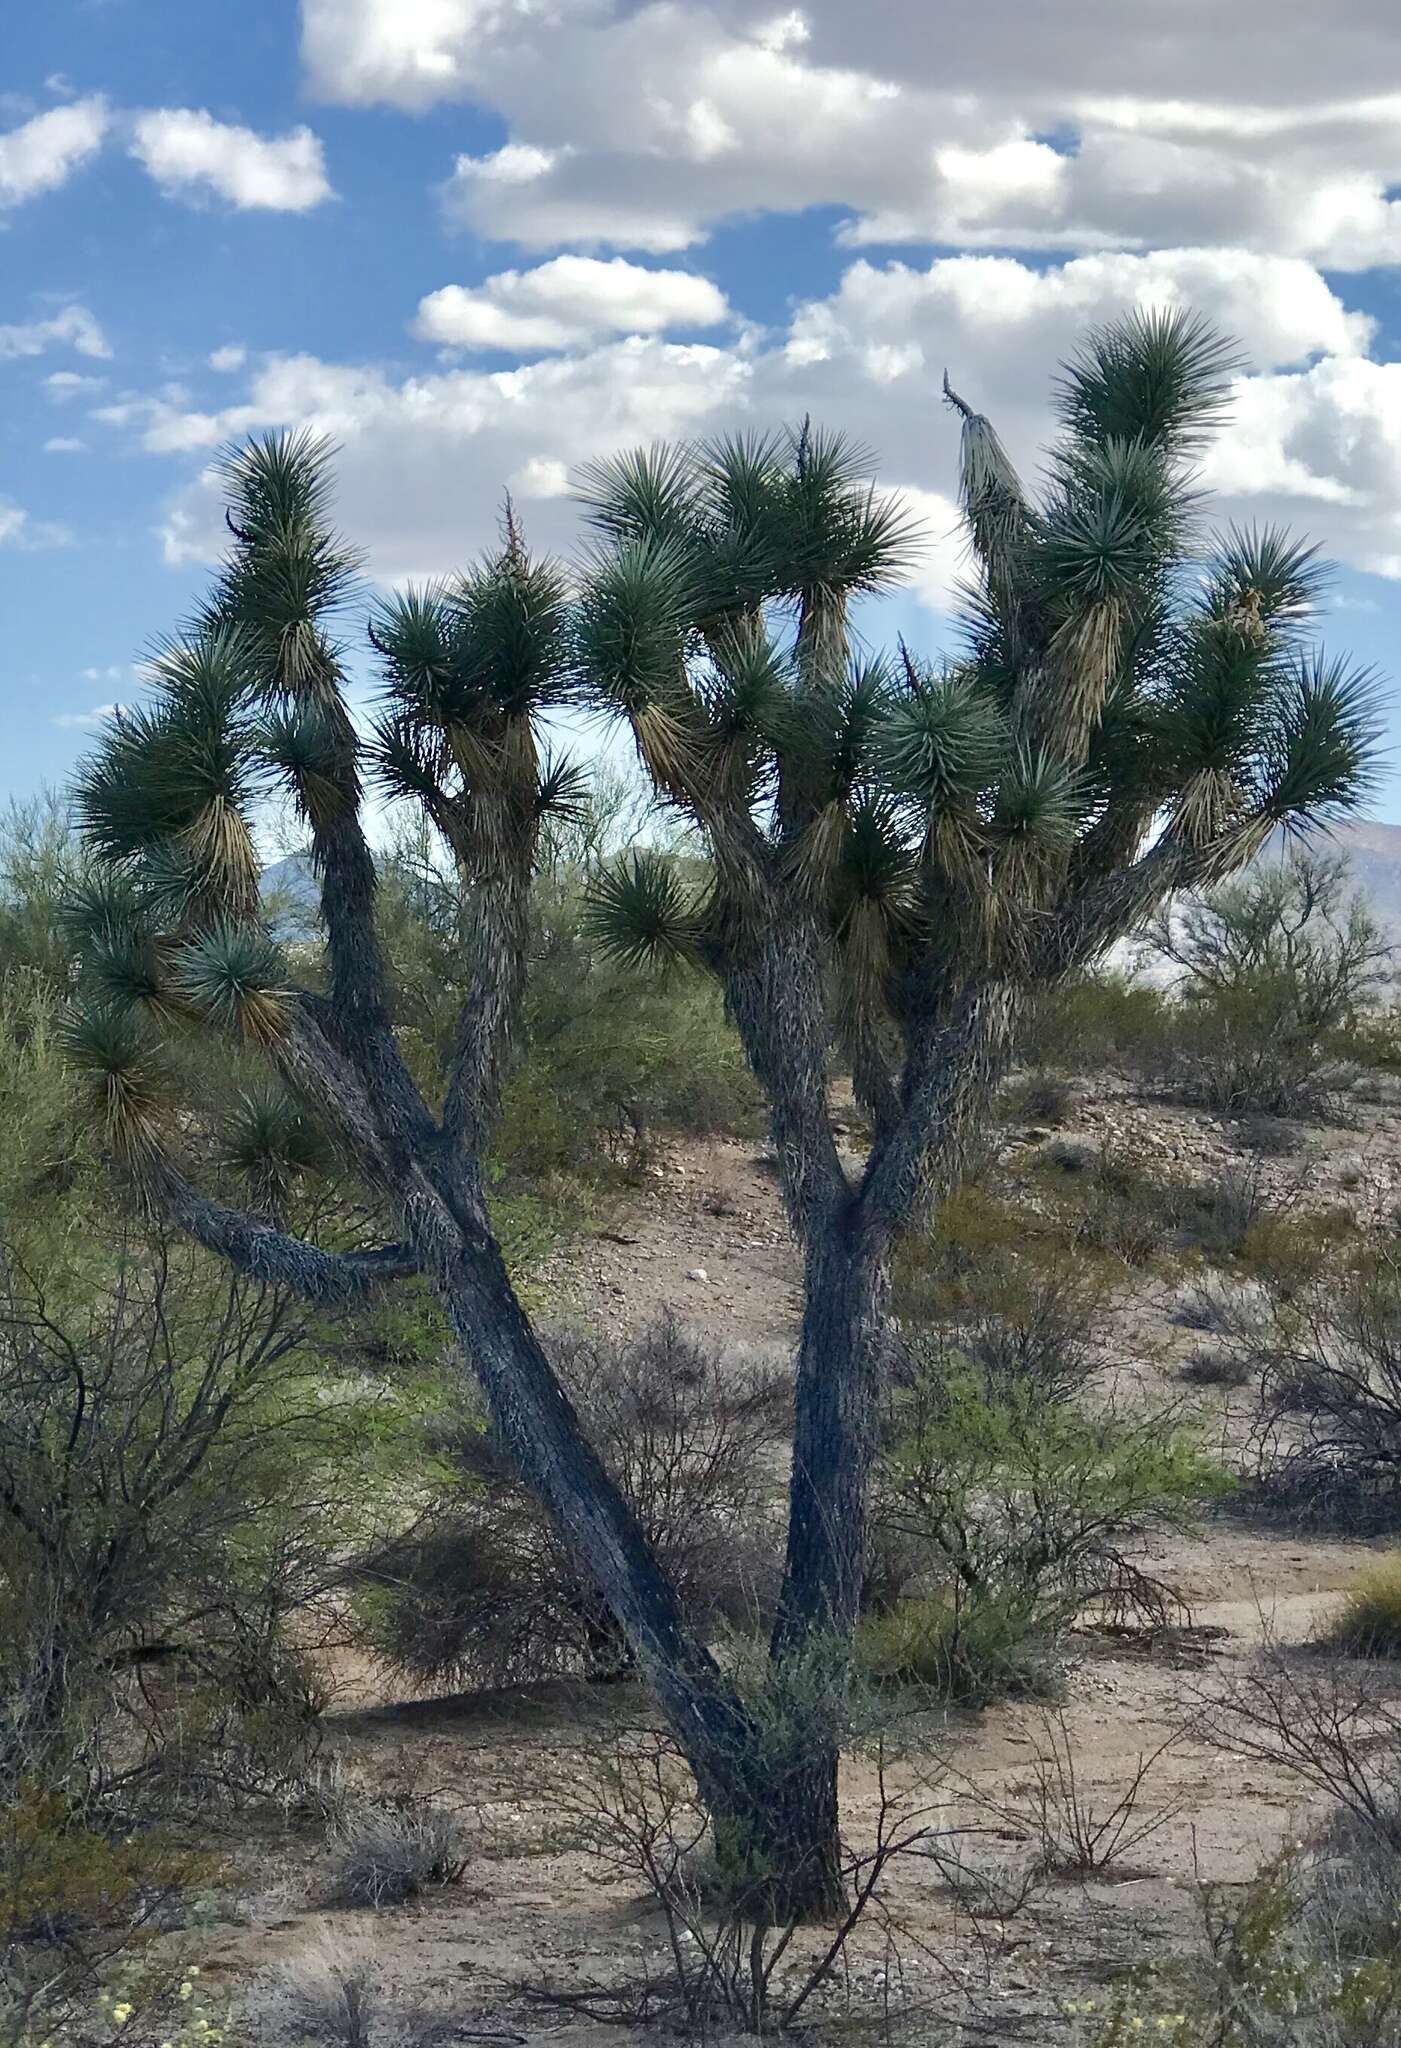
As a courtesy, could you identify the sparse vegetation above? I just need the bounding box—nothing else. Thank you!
[867,1343,1227,1698]
[1148,852,1394,1120]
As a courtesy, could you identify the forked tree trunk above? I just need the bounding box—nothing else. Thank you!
[410,1169,886,1920]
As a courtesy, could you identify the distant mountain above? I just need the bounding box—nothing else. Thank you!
[259,821,1401,962]
[260,852,319,937]
[1288,820,1401,936]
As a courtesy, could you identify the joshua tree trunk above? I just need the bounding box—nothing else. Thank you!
[774,1208,892,1657]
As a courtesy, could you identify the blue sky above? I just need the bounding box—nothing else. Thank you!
[6,1,1401,811]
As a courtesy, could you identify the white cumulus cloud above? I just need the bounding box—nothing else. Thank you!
[130,108,334,211]
[73,241,1401,620]
[0,499,72,551]
[0,305,110,361]
[299,1,1401,269]
[415,257,730,353]
[0,98,107,209]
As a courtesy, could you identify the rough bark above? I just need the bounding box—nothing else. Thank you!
[773,1208,891,1658]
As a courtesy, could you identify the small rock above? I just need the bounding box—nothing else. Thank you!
[686,1266,709,1283]
[1336,1151,1367,1189]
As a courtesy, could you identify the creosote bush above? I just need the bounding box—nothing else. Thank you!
[864,1343,1226,1702]
[1243,1247,1401,1531]
[1148,852,1393,1120]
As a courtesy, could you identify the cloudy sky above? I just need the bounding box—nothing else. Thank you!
[6,0,1401,809]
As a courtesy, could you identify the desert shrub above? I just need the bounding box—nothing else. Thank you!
[854,1588,1056,1707]
[1041,1132,1101,1174]
[539,1715,950,2034]
[1243,1249,1401,1531]
[1239,1112,1304,1157]
[327,1801,469,1908]
[0,1790,214,2042]
[896,1182,1121,1339]
[1181,1161,1276,1257]
[1071,1656,1401,2045]
[1073,1845,1401,2045]
[867,1347,1227,1700]
[1019,969,1171,1078]
[1006,1070,1076,1126]
[1180,1344,1254,1389]
[1147,853,1393,1120]
[982,1709,1187,1880]
[3,1957,235,2048]
[1328,1559,1401,1658]
[1069,1151,1197,1264]
[0,1232,402,1810]
[358,1316,788,1688]
[1169,1269,1272,1336]
[259,1952,470,2048]
[0,796,91,997]
[1236,1206,1361,1289]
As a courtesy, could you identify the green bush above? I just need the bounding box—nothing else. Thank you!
[1148,853,1393,1119]
[0,1229,417,1808]
[1019,969,1171,1077]
[855,1588,1055,1707]
[868,1349,1228,1701]
[1073,1828,1401,2046]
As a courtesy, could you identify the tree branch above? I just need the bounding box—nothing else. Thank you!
[146,1160,419,1303]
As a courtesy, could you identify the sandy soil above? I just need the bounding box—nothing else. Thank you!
[193,1091,1401,2044]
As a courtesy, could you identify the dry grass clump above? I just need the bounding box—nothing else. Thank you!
[1327,1558,1401,1659]
[326,1801,469,1908]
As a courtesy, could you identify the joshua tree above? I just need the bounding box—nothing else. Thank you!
[64,311,1381,1914]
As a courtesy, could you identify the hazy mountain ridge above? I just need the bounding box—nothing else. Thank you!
[262,822,1401,956]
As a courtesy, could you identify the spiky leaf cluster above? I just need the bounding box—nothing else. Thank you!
[371,530,580,875]
[572,310,1384,1070]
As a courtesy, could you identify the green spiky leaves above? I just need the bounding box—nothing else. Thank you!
[880,662,1006,816]
[73,628,264,920]
[582,851,706,971]
[214,431,361,700]
[1054,308,1241,457]
[1204,525,1328,642]
[169,921,289,1046]
[1261,652,1385,830]
[574,536,694,720]
[61,1000,171,1162]
[223,1081,332,1213]
[576,443,702,548]
[369,531,578,875]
